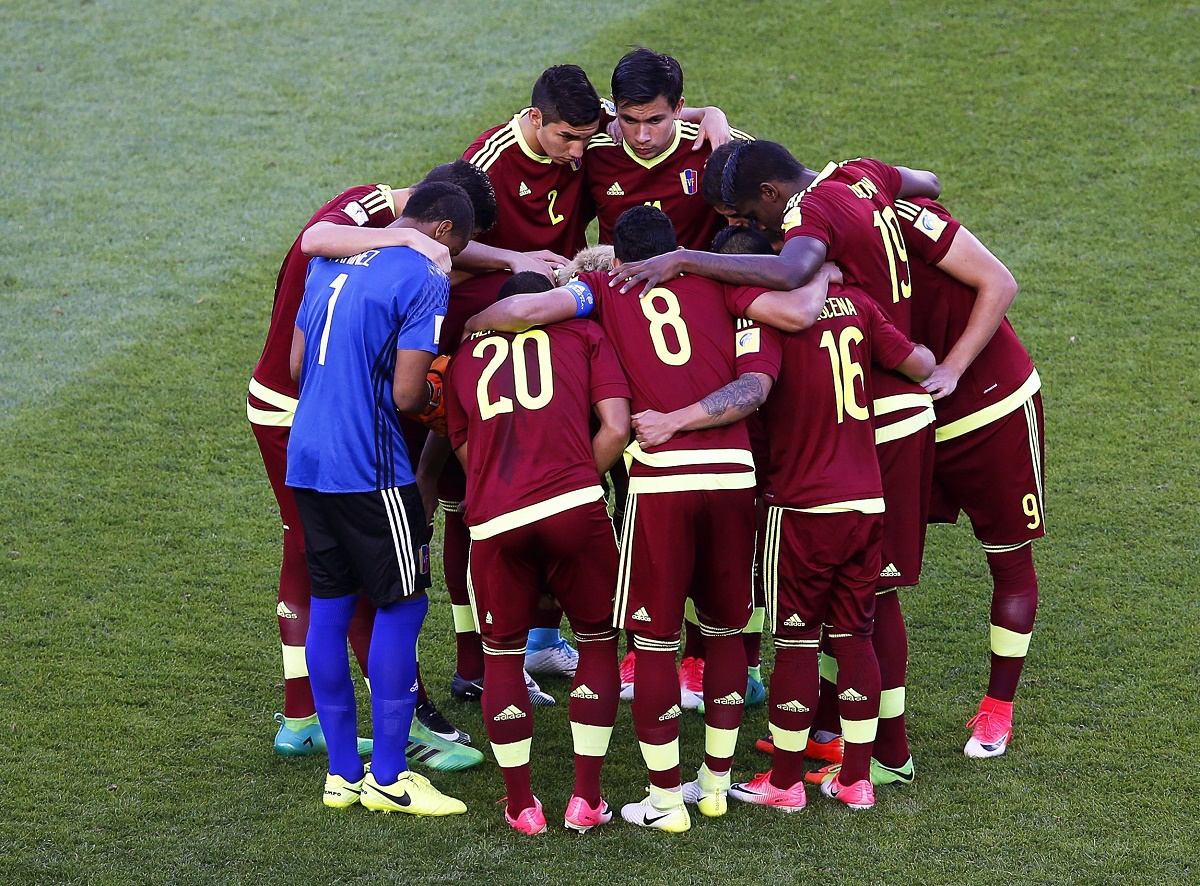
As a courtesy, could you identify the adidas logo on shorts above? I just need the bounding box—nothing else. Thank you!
[776,699,811,713]
[783,613,805,627]
[570,684,600,700]
[838,688,869,703]
[607,182,624,196]
[712,692,744,705]
[493,704,527,721]
[880,563,902,579]
[485,611,493,624]
[632,607,651,622]
[658,704,682,721]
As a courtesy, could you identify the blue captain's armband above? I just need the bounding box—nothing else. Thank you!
[564,280,596,318]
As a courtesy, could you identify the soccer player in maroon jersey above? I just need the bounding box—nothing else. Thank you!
[248,162,495,765]
[895,197,1044,758]
[585,48,750,250]
[614,140,942,782]
[445,273,631,835]
[465,206,835,832]
[638,284,934,810]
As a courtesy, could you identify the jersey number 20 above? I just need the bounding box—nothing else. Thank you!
[473,331,555,419]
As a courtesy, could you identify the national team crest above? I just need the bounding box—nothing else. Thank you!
[680,169,698,195]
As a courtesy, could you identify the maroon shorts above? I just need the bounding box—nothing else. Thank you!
[468,501,617,646]
[875,423,935,588]
[930,392,1046,550]
[251,421,302,537]
[762,507,882,638]
[614,488,756,636]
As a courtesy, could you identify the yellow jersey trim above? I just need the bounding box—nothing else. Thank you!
[626,439,755,470]
[935,369,1041,442]
[247,379,297,427]
[627,471,756,495]
[783,498,887,515]
[874,391,934,416]
[875,407,935,445]
[469,485,603,541]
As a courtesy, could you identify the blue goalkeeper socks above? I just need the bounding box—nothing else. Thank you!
[368,594,430,783]
[307,594,362,781]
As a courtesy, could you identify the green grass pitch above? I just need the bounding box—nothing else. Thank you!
[1,1,1197,883]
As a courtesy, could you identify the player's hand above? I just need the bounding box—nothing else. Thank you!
[608,250,684,294]
[606,117,623,144]
[922,363,961,400]
[817,261,844,286]
[509,249,569,281]
[692,107,731,150]
[404,230,453,275]
[632,409,682,448]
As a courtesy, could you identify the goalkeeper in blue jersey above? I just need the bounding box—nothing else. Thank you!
[285,180,474,816]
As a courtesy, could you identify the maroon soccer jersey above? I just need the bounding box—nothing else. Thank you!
[575,271,777,490]
[250,184,400,409]
[464,111,593,258]
[585,122,751,250]
[735,285,918,510]
[782,158,913,334]
[445,319,629,536]
[895,198,1039,432]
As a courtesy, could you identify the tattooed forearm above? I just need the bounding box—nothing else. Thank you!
[700,374,767,419]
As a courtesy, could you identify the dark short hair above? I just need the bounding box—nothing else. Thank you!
[401,180,474,238]
[612,205,678,263]
[497,271,554,300]
[702,142,737,208]
[611,48,683,108]
[711,225,776,256]
[424,159,497,234]
[531,65,601,127]
[721,140,804,207]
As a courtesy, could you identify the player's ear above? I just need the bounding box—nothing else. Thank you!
[528,107,543,129]
[673,98,685,117]
[759,182,780,203]
[433,219,454,241]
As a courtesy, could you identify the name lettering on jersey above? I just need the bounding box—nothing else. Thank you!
[914,207,949,241]
[736,327,761,356]
[345,201,370,226]
[518,181,532,197]
[331,250,380,267]
[607,181,625,196]
[679,169,698,195]
[848,176,879,200]
[782,193,803,233]
[818,296,859,321]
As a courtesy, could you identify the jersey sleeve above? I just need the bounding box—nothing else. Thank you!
[783,192,836,248]
[317,185,397,228]
[862,298,917,371]
[725,284,771,319]
[395,260,451,354]
[733,320,781,380]
[587,324,632,403]
[895,198,961,266]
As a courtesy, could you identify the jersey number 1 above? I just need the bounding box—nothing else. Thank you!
[872,206,912,304]
[317,274,348,365]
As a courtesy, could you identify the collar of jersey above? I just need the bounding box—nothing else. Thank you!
[510,109,553,165]
[784,160,842,215]
[620,119,684,169]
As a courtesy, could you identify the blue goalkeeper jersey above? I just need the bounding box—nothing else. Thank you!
[286,246,448,493]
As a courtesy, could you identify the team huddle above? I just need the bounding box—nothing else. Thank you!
[247,48,1045,834]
